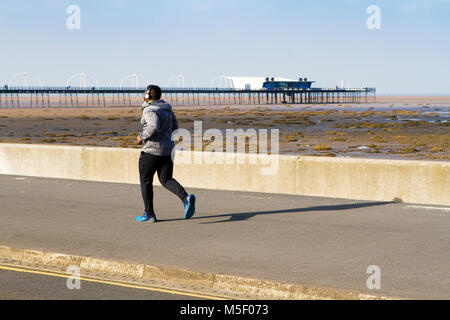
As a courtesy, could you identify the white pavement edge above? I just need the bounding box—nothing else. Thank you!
[0,245,399,300]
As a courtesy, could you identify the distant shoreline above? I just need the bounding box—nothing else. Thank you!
[375,96,450,104]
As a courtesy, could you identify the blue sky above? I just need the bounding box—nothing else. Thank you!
[0,0,449,94]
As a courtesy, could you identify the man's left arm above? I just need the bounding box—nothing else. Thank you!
[138,109,159,143]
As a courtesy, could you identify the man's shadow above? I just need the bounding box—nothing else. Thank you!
[160,201,393,224]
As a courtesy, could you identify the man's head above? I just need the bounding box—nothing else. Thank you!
[144,85,162,101]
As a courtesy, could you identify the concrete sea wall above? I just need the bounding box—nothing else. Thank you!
[0,143,448,205]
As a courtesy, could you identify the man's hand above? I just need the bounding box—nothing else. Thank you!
[137,135,142,145]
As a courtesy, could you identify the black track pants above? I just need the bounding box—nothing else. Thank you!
[139,152,188,215]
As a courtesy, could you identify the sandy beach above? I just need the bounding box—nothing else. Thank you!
[0,96,448,161]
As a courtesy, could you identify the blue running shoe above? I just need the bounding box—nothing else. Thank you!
[136,212,158,222]
[184,194,196,219]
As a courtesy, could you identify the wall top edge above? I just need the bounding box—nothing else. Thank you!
[0,143,448,166]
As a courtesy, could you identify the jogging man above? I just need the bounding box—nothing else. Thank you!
[136,85,195,222]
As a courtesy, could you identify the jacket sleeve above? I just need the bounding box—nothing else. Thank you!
[172,112,179,131]
[139,109,159,141]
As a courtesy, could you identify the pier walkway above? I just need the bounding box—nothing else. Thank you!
[0,87,376,108]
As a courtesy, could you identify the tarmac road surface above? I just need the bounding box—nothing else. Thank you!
[0,175,449,299]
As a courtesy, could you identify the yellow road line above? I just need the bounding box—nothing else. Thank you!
[0,264,231,300]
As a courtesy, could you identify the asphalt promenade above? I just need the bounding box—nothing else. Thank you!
[0,174,448,299]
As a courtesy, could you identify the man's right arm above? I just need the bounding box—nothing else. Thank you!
[172,112,179,131]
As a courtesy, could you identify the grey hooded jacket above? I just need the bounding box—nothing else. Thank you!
[139,99,178,156]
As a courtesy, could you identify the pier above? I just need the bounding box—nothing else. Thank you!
[0,87,376,108]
